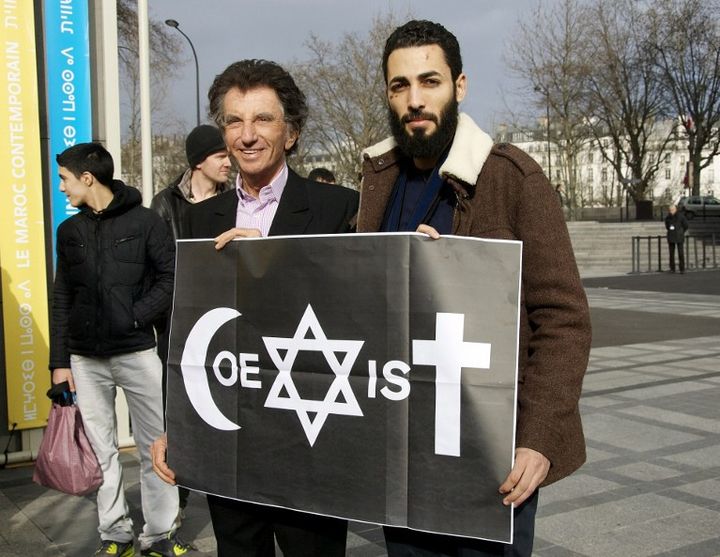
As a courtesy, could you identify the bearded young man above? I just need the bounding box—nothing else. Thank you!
[357,20,592,557]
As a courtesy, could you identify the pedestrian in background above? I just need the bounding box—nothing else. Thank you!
[151,124,231,523]
[151,124,231,240]
[308,167,336,184]
[665,204,689,273]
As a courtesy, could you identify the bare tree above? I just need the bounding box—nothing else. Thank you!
[582,0,675,203]
[510,0,593,218]
[116,0,186,191]
[151,133,188,188]
[291,14,400,187]
[647,0,720,195]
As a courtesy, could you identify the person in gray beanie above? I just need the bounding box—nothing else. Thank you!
[150,125,232,521]
[151,124,232,239]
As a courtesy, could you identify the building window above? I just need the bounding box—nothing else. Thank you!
[601,168,608,182]
[588,152,594,163]
[588,168,594,183]
[665,153,671,164]
[665,168,671,180]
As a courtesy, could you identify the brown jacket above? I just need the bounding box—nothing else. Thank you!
[357,113,592,486]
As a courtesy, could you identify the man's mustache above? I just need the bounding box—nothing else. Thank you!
[401,110,438,124]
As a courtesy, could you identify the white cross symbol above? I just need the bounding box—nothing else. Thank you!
[413,313,491,457]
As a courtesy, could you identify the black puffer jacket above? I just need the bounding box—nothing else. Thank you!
[49,181,175,368]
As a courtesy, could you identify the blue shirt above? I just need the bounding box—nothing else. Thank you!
[380,161,456,234]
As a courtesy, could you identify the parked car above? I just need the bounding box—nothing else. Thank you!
[676,195,720,219]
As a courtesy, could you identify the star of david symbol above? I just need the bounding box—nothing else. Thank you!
[262,304,364,446]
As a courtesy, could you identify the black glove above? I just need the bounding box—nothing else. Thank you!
[46,381,74,406]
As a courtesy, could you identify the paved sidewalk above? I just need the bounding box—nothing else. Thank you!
[1,271,719,556]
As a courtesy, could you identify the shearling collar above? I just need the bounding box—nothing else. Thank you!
[177,168,194,202]
[362,112,494,187]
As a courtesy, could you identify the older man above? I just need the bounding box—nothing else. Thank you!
[152,59,358,557]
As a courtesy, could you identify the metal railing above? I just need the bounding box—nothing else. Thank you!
[631,234,718,273]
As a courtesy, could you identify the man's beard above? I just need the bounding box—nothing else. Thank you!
[389,97,458,161]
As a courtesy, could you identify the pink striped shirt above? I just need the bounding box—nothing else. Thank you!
[234,164,288,237]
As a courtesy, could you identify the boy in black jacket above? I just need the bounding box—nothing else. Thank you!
[49,143,192,557]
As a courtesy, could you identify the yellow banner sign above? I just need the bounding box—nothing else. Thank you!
[1,1,51,429]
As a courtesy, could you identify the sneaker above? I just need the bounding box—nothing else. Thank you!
[141,533,196,556]
[94,540,135,556]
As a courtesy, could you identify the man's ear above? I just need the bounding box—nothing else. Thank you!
[455,73,467,103]
[81,171,94,187]
[284,126,299,152]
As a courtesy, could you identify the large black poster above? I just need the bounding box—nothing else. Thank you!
[166,233,522,543]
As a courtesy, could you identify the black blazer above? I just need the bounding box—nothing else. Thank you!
[185,168,358,239]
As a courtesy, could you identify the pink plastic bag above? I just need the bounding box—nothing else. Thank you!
[33,403,103,496]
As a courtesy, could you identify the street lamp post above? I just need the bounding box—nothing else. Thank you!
[165,19,200,126]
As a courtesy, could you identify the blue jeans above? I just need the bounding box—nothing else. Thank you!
[384,490,538,557]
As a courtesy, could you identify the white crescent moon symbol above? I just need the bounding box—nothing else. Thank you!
[181,307,242,431]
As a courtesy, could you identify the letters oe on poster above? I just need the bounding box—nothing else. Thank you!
[167,233,522,543]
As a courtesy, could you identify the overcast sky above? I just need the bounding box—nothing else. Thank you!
[146,0,539,135]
